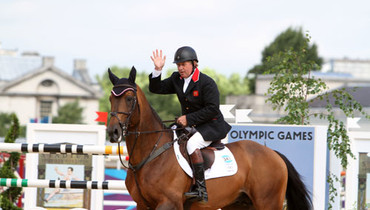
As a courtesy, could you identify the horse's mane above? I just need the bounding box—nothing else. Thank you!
[149,104,167,127]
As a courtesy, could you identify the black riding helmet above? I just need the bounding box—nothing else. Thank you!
[173,46,198,64]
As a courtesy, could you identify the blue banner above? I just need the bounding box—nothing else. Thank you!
[228,125,315,194]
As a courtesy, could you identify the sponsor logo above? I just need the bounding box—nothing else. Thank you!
[222,155,232,163]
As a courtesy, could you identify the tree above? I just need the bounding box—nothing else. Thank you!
[201,68,250,103]
[0,113,22,210]
[52,100,83,124]
[265,33,370,209]
[0,113,25,137]
[140,68,181,121]
[248,27,323,93]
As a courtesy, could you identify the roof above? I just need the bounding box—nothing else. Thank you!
[0,54,101,98]
[309,85,370,107]
[0,64,101,98]
[311,71,353,78]
[73,69,93,84]
[0,55,42,81]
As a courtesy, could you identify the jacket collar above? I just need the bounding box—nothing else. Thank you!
[180,68,200,83]
[191,68,200,82]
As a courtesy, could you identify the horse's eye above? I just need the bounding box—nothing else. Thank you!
[126,96,134,102]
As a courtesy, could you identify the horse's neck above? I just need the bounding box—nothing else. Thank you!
[126,116,171,166]
[126,87,172,164]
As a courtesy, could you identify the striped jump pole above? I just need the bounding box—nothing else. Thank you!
[0,143,128,158]
[0,178,126,190]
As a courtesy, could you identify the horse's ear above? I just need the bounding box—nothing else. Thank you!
[129,66,136,83]
[108,68,119,85]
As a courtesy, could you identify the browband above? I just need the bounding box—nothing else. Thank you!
[111,88,135,97]
[111,84,137,97]
[113,84,137,90]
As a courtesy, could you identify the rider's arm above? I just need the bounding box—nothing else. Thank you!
[148,72,177,94]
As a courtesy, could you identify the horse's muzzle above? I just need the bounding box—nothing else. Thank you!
[107,123,122,143]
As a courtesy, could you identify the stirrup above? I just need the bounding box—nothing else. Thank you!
[184,188,208,203]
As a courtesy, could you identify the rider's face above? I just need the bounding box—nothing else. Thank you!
[176,61,193,79]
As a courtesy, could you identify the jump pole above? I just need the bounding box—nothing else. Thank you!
[0,178,127,190]
[0,143,128,158]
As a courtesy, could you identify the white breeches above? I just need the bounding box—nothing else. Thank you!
[187,132,212,154]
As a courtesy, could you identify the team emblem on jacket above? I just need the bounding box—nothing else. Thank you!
[193,90,199,97]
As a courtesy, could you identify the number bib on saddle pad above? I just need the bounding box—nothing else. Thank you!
[173,139,238,180]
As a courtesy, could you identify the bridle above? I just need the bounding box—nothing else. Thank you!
[110,84,138,141]
[109,82,189,209]
[109,83,179,170]
[109,83,143,171]
[109,83,172,209]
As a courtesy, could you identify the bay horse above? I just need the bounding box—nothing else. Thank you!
[107,67,312,210]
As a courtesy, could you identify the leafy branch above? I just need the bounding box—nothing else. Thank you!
[0,113,22,210]
[264,33,370,208]
[265,33,370,168]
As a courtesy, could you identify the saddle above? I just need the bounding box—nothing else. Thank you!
[175,126,225,170]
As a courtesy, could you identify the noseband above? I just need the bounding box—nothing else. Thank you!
[110,84,138,142]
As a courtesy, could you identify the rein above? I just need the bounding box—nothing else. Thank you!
[110,83,186,209]
[110,84,184,170]
[114,121,183,170]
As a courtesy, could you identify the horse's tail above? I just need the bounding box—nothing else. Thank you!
[275,151,313,210]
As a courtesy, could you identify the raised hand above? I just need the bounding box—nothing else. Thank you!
[151,49,166,71]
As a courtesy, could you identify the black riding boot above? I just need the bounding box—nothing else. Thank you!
[184,149,208,203]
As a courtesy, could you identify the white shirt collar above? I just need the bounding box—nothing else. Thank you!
[183,71,194,93]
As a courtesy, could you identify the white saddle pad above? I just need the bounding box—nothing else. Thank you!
[173,140,238,180]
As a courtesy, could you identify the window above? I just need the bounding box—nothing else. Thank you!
[40,101,52,119]
[41,79,54,87]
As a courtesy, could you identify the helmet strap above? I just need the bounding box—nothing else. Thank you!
[191,60,196,71]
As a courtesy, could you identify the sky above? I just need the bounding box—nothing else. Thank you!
[1,0,370,78]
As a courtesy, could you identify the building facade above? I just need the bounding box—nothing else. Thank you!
[322,58,370,79]
[0,50,103,125]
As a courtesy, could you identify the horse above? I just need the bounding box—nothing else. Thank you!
[107,67,312,210]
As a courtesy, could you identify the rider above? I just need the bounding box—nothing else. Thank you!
[149,46,231,203]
